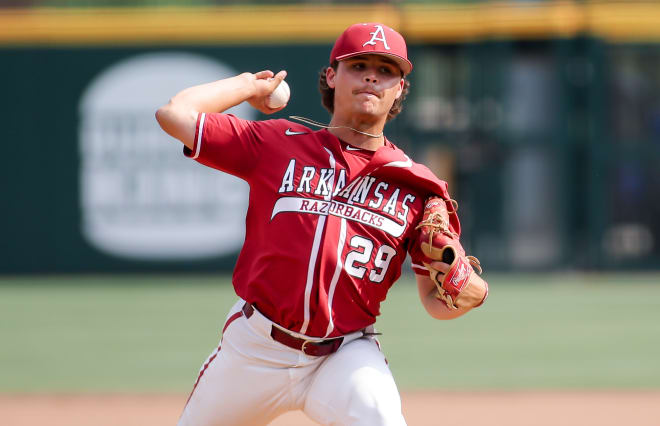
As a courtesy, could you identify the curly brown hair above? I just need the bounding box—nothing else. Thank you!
[318,61,410,122]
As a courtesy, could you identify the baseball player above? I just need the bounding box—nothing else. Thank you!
[156,23,488,426]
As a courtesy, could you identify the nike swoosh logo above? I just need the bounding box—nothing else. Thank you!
[285,128,308,136]
[345,145,361,151]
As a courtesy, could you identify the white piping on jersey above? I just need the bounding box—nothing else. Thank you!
[193,113,205,160]
[324,174,364,337]
[322,148,337,201]
[299,148,336,336]
[325,215,346,337]
[300,214,326,335]
[382,154,412,169]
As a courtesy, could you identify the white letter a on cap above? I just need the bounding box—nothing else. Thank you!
[363,25,390,50]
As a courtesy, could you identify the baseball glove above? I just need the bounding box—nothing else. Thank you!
[415,197,488,310]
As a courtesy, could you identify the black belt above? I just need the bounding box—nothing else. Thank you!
[242,302,344,357]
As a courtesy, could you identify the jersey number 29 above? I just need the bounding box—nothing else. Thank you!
[344,235,396,284]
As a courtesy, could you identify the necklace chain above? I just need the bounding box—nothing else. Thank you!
[289,116,384,139]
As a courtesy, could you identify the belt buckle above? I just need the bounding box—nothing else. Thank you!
[300,339,314,355]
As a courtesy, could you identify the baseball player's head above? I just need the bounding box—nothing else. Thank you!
[319,23,412,122]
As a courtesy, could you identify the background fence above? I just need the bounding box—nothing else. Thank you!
[1,1,659,273]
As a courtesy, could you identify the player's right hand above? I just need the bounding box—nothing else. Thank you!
[245,70,288,114]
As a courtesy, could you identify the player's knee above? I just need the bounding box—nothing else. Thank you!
[342,385,405,426]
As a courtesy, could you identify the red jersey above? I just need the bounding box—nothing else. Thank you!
[185,113,459,337]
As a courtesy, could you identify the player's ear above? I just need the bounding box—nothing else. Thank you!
[326,66,336,89]
[395,77,404,99]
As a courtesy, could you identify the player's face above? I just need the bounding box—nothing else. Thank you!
[327,55,404,120]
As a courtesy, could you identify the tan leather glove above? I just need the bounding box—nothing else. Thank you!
[416,197,489,310]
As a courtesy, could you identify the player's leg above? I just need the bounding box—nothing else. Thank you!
[303,337,407,426]
[177,300,302,426]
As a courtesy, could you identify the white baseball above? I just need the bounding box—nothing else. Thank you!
[266,79,290,109]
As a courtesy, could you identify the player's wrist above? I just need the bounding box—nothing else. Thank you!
[237,73,259,99]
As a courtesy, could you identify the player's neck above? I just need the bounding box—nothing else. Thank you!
[328,115,385,151]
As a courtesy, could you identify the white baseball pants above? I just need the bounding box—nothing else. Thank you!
[177,299,406,426]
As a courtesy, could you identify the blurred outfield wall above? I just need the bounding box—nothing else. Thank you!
[1,2,659,273]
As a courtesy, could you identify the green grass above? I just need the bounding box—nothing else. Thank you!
[1,273,659,392]
[379,273,660,390]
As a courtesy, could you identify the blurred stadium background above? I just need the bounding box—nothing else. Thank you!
[1,1,659,425]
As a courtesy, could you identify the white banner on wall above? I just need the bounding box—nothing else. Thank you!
[79,52,253,260]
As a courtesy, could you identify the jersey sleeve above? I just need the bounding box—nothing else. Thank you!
[409,231,430,276]
[405,196,430,277]
[183,113,264,181]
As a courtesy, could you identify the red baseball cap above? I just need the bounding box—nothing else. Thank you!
[330,23,413,75]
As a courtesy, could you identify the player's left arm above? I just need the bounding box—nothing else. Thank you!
[411,196,489,318]
[415,267,472,320]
